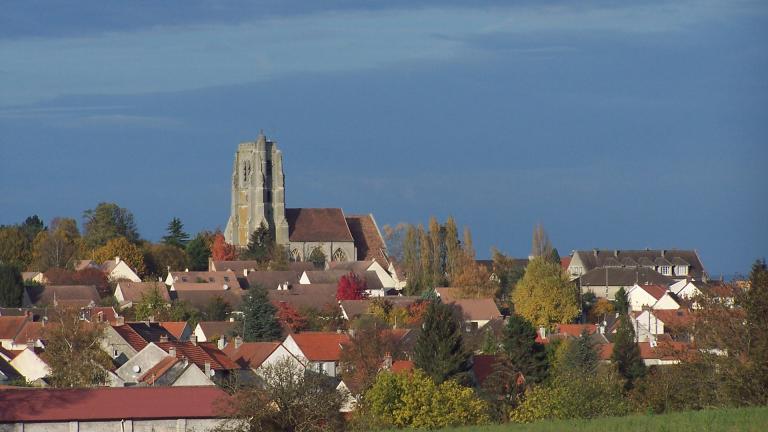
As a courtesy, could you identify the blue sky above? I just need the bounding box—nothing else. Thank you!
[0,1,766,276]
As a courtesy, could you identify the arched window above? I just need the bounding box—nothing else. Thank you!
[290,248,301,262]
[242,160,251,185]
[332,248,346,262]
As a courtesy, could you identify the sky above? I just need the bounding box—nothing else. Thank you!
[0,1,766,277]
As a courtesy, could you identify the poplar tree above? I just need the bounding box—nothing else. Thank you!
[242,284,282,342]
[418,225,432,290]
[429,217,444,286]
[444,217,460,277]
[414,301,470,384]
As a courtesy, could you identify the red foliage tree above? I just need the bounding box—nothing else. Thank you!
[336,272,368,301]
[277,301,308,333]
[211,232,237,261]
[406,300,430,325]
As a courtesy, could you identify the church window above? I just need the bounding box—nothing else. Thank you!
[290,249,301,262]
[332,248,347,262]
[242,161,252,184]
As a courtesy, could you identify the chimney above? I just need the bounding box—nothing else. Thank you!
[190,334,198,346]
[614,250,619,257]
[159,334,169,343]
[382,352,393,370]
[116,316,125,326]
[661,250,666,257]
[235,336,243,349]
[593,248,599,257]
[218,336,226,350]
[181,356,188,367]
[538,327,547,340]
[169,346,177,357]
[204,362,212,377]
[115,256,121,264]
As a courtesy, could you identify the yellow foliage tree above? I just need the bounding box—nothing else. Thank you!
[452,252,498,299]
[92,236,146,277]
[512,256,579,327]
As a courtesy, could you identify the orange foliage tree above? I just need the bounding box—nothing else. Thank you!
[211,232,237,261]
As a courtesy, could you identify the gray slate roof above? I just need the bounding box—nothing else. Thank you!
[573,249,705,279]
[577,266,674,288]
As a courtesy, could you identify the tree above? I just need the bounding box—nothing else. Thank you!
[186,231,212,271]
[143,243,187,278]
[31,217,80,271]
[241,222,273,262]
[217,357,345,432]
[511,256,579,327]
[277,302,307,333]
[161,217,189,248]
[611,313,645,389]
[82,202,140,248]
[92,236,146,277]
[491,248,526,302]
[0,264,23,307]
[741,259,768,404]
[414,301,470,384]
[336,272,367,301]
[211,232,237,261]
[339,316,402,393]
[614,287,629,315]
[359,369,490,430]
[206,295,232,321]
[444,217,461,278]
[42,307,113,387]
[0,226,31,269]
[452,254,497,299]
[19,215,45,244]
[530,223,553,258]
[242,284,281,342]
[502,314,549,384]
[133,284,171,321]
[555,331,598,375]
[308,246,326,269]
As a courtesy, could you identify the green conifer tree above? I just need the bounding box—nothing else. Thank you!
[501,314,549,384]
[162,217,189,248]
[0,264,23,307]
[614,287,629,315]
[414,301,470,384]
[242,284,282,342]
[611,313,645,389]
[185,233,211,271]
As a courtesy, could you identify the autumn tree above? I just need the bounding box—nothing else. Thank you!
[92,236,146,277]
[217,357,345,432]
[143,243,187,278]
[161,217,189,248]
[31,217,80,271]
[133,284,171,321]
[452,254,497,299]
[512,256,579,327]
[43,307,113,387]
[0,226,31,269]
[414,301,470,384]
[277,302,307,333]
[491,248,526,302]
[19,215,45,244]
[206,295,232,321]
[82,202,140,248]
[340,316,403,393]
[530,223,553,259]
[0,264,23,307]
[336,272,367,301]
[211,232,237,261]
[358,369,490,430]
[242,284,281,342]
[186,231,212,271]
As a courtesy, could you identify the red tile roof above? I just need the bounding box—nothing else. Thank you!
[0,387,228,422]
[555,324,597,337]
[89,307,119,324]
[13,321,51,344]
[117,281,170,303]
[139,356,179,384]
[160,322,189,340]
[289,332,350,361]
[196,321,238,340]
[286,208,354,242]
[0,316,27,340]
[639,284,669,300]
[391,360,414,373]
[599,341,691,361]
[113,324,151,351]
[345,214,389,268]
[156,341,239,371]
[222,341,282,369]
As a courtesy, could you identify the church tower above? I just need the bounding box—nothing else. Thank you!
[224,133,289,248]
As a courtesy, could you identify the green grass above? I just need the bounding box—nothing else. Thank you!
[392,407,768,432]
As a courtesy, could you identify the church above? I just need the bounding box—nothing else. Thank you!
[224,133,388,266]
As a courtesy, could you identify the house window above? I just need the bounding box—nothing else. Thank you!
[659,266,671,275]
[332,248,346,262]
[675,265,688,276]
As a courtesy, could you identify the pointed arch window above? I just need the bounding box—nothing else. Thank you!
[290,248,301,262]
[332,248,347,262]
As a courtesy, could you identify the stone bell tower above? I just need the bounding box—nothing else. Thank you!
[224,133,289,248]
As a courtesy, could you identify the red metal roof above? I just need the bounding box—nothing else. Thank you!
[0,387,228,422]
[289,332,350,361]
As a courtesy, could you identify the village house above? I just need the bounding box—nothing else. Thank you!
[114,342,214,387]
[0,386,228,431]
[194,321,239,342]
[282,332,350,377]
[76,257,142,282]
[577,266,673,300]
[22,284,100,308]
[567,249,706,281]
[165,269,242,290]
[115,280,171,308]
[626,283,681,312]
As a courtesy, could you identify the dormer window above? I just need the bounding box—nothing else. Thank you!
[659,266,671,275]
[675,265,688,276]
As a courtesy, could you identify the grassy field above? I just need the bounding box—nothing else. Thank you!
[398,407,768,432]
